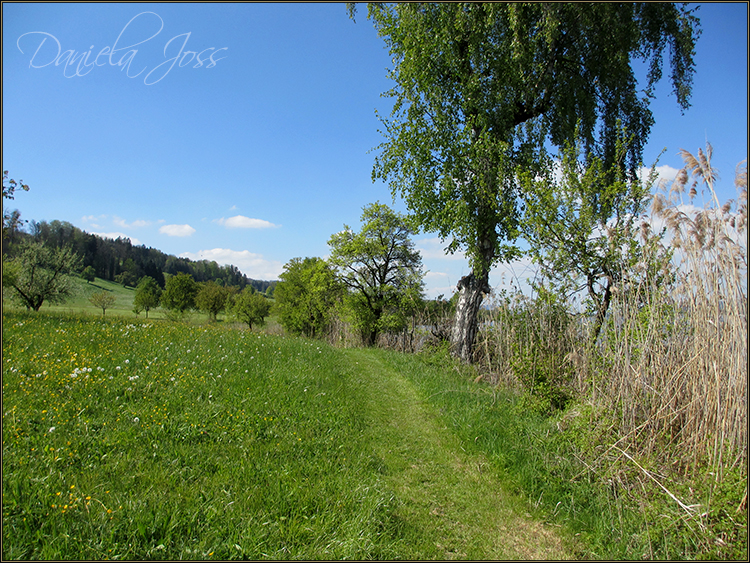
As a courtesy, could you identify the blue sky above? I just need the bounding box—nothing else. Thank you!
[3,2,747,298]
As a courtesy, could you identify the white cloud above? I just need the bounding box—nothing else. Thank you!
[416,237,466,260]
[81,214,107,228]
[82,214,107,223]
[425,271,450,279]
[215,215,279,229]
[114,216,151,229]
[640,164,681,188]
[544,158,680,192]
[423,272,455,299]
[160,224,196,237]
[179,248,284,280]
[89,231,142,245]
[424,285,458,299]
[489,257,538,287]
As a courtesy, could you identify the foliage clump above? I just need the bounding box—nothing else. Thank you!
[231,287,272,330]
[195,281,229,321]
[161,272,198,316]
[133,276,162,318]
[89,290,116,316]
[275,257,342,338]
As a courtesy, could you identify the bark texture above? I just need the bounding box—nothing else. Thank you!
[450,272,491,363]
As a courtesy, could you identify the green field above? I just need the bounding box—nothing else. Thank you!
[4,309,743,559]
[2,310,580,559]
[36,276,280,329]
[37,277,154,318]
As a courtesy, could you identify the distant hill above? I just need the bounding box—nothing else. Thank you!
[3,218,277,293]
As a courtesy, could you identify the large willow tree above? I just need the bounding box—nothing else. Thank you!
[351,2,700,361]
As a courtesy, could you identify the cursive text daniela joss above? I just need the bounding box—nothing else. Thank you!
[16,12,228,85]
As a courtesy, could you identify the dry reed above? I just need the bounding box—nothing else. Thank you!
[479,147,747,479]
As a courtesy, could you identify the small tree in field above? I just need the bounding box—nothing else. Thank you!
[195,281,229,321]
[133,276,162,319]
[81,266,96,283]
[275,257,343,338]
[89,291,116,316]
[520,126,666,342]
[161,272,197,316]
[6,241,82,311]
[114,271,137,288]
[232,288,272,330]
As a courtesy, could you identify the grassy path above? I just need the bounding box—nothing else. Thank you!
[345,348,574,560]
[3,311,576,559]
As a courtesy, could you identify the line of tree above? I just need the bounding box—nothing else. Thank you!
[275,202,432,347]
[2,217,275,293]
[137,273,273,328]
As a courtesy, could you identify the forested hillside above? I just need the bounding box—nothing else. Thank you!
[2,218,275,292]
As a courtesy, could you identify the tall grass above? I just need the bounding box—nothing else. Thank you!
[475,148,747,557]
[596,149,747,471]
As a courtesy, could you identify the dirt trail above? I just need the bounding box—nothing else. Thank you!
[345,348,575,560]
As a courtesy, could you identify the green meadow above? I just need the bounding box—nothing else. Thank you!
[2,310,577,560]
[39,277,189,321]
[3,309,745,559]
[40,277,280,330]
[42,277,139,316]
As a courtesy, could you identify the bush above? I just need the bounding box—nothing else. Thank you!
[232,287,272,329]
[480,287,576,414]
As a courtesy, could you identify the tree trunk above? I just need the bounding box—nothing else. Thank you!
[450,272,490,362]
[363,328,379,347]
